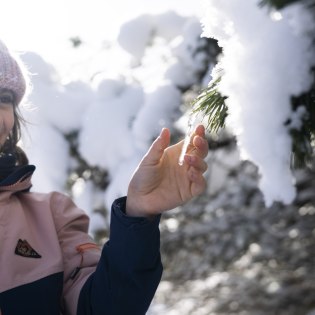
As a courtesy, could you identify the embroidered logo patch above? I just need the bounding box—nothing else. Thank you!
[15,239,42,258]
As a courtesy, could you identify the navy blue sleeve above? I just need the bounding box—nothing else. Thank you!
[77,197,163,315]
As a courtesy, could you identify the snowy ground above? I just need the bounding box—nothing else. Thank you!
[148,140,315,314]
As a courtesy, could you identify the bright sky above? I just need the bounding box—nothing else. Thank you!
[1,0,202,68]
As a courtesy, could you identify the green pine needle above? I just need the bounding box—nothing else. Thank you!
[192,77,228,133]
[259,0,315,11]
[259,0,301,9]
[290,69,315,169]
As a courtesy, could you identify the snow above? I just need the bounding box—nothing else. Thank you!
[201,0,315,206]
[79,78,143,171]
[7,1,313,235]
[117,14,154,61]
[15,11,208,233]
[132,83,182,148]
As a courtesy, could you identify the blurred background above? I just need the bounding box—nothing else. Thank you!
[2,1,315,314]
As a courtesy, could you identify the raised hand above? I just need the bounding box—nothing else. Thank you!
[126,125,209,217]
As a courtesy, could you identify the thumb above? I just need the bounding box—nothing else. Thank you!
[142,128,170,166]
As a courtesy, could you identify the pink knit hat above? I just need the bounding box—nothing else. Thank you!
[0,40,27,105]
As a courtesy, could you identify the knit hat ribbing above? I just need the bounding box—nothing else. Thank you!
[0,41,26,105]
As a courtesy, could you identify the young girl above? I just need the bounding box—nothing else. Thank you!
[0,40,208,315]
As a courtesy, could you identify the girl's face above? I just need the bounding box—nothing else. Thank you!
[0,89,15,147]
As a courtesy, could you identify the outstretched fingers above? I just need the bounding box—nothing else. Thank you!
[188,167,207,197]
[186,125,208,159]
[193,135,208,159]
[185,124,209,197]
[142,128,171,166]
[184,154,208,173]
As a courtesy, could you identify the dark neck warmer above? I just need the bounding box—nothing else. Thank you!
[0,154,35,187]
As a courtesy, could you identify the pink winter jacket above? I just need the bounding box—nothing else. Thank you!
[0,175,101,315]
[0,165,162,315]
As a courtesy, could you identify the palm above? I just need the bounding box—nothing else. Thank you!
[138,143,192,208]
[126,126,208,217]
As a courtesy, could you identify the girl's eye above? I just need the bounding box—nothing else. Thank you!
[0,94,14,105]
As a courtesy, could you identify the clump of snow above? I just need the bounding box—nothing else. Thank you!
[153,11,187,41]
[117,14,154,61]
[201,0,315,206]
[71,178,107,234]
[119,12,211,90]
[132,83,182,149]
[21,52,94,133]
[21,122,69,193]
[165,18,209,88]
[78,77,144,172]
[117,11,188,62]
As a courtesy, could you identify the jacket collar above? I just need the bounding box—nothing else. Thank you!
[0,154,35,196]
[0,166,35,193]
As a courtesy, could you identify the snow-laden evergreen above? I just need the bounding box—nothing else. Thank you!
[19,11,214,234]
[201,0,315,206]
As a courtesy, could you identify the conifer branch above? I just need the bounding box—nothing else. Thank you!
[259,0,315,11]
[192,77,228,133]
[259,0,301,9]
[290,68,315,168]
